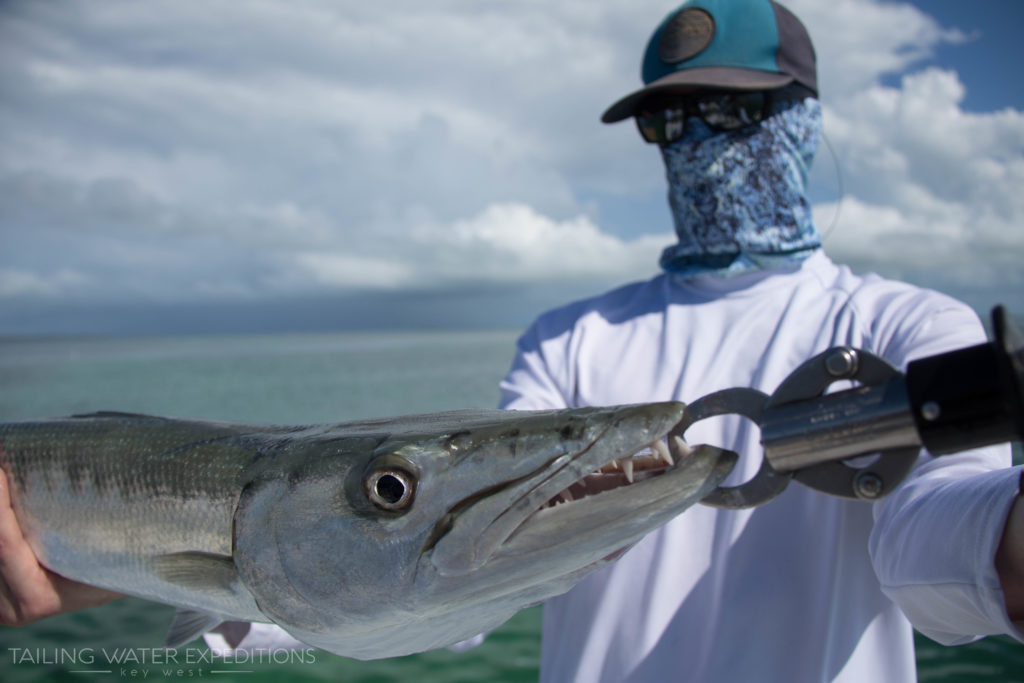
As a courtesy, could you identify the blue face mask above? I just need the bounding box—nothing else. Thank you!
[658,97,824,279]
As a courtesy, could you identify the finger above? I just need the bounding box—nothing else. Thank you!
[0,469,123,622]
[0,467,45,580]
[48,571,125,612]
[0,468,62,624]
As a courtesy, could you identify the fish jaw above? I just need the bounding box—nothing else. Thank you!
[427,401,697,576]
[481,443,733,580]
[422,406,737,590]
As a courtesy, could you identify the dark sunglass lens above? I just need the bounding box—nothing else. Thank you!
[636,114,661,143]
[636,108,687,144]
[662,109,686,142]
[696,92,766,130]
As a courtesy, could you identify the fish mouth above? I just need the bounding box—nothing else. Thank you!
[500,431,703,566]
[538,436,688,510]
[428,402,732,577]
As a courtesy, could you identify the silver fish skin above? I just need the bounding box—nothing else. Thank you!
[0,403,734,660]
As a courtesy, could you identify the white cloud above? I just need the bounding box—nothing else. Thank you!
[411,202,665,284]
[820,67,1024,290]
[0,268,91,298]
[285,252,416,290]
[253,202,666,294]
[0,0,1021,327]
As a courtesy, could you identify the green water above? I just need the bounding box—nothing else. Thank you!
[1,331,1022,681]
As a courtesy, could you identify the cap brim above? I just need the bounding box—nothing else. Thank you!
[601,67,794,123]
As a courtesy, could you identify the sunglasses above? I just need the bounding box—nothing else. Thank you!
[635,85,812,145]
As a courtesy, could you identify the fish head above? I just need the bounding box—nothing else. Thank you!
[233,403,734,659]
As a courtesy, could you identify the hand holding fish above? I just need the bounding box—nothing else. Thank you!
[0,469,123,626]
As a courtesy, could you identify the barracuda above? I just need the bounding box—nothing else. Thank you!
[0,404,733,660]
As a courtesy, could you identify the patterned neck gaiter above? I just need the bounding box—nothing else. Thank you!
[659,97,824,279]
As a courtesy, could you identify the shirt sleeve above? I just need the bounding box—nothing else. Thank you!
[499,318,573,411]
[870,460,1023,644]
[866,296,1023,644]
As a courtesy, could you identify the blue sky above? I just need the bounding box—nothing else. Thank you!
[917,0,1024,113]
[0,0,1022,335]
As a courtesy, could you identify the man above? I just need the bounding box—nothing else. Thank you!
[496,0,1023,681]
[2,2,1023,682]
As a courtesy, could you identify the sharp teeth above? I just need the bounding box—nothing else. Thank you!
[650,439,674,467]
[619,457,634,483]
[672,435,694,458]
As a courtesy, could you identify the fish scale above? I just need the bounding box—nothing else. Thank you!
[1,416,255,617]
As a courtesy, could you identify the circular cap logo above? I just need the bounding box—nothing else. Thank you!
[658,8,715,64]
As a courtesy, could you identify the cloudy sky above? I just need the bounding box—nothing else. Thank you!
[1,0,1022,335]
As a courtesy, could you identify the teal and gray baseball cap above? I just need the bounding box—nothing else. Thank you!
[602,0,818,123]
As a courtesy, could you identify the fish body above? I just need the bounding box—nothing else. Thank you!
[0,404,733,660]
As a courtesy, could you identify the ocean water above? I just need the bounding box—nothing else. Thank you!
[1,330,1022,682]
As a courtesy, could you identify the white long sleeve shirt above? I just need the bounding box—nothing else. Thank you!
[207,252,1021,681]
[498,251,1021,683]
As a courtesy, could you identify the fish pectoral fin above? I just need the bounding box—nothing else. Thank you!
[152,551,238,593]
[164,609,223,649]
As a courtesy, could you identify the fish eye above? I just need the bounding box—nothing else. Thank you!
[364,468,416,511]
